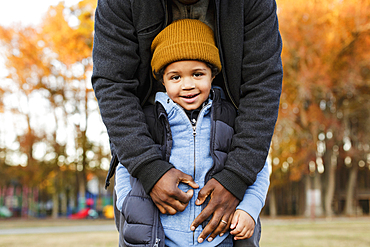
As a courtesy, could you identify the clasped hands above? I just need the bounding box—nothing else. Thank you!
[149,168,240,243]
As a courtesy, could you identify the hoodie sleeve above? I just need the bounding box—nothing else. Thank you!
[115,164,132,212]
[236,162,270,223]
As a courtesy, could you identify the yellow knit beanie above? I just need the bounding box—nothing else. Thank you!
[151,19,222,80]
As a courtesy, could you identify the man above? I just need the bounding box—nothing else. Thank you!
[92,0,282,245]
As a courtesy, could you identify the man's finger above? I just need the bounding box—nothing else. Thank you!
[206,217,231,242]
[194,181,213,206]
[179,174,200,190]
[150,168,197,213]
[182,179,199,190]
[199,210,233,243]
[190,201,214,231]
[190,179,239,241]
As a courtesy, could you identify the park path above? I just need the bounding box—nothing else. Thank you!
[0,224,116,235]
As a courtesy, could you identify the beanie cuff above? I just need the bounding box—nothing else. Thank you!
[151,19,222,80]
[152,41,221,78]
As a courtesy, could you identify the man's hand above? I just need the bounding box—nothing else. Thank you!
[190,178,240,243]
[150,168,199,215]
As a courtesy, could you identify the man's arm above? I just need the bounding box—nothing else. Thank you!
[92,0,172,190]
[213,0,283,199]
[191,0,282,241]
[92,0,197,213]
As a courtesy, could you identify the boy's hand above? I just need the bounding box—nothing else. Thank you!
[150,168,199,215]
[230,209,255,240]
[190,178,239,243]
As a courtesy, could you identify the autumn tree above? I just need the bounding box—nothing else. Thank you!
[0,0,110,218]
[272,0,370,217]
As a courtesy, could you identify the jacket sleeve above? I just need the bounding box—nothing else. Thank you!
[213,0,282,200]
[236,162,270,223]
[92,0,174,193]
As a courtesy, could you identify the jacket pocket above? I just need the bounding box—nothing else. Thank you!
[132,0,164,36]
[122,177,165,247]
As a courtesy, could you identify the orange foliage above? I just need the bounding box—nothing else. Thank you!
[271,0,370,185]
[41,0,96,66]
[0,0,99,188]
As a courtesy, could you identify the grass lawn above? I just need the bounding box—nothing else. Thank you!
[0,218,119,247]
[260,217,370,247]
[0,217,369,246]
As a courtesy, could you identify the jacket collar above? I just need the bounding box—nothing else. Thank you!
[155,92,213,118]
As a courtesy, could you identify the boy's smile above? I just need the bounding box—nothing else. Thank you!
[163,60,214,111]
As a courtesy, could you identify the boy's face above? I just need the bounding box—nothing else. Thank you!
[163,60,213,111]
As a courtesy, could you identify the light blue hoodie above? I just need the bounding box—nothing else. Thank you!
[116,92,270,246]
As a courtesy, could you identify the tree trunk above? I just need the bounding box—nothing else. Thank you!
[324,150,336,217]
[52,190,59,219]
[304,175,311,217]
[60,186,67,217]
[344,164,358,216]
[313,172,324,217]
[78,172,86,210]
[269,187,277,218]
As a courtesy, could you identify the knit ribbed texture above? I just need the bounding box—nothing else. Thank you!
[151,19,221,80]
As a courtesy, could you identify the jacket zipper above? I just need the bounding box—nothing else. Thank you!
[192,124,196,245]
[192,125,196,178]
[184,101,211,245]
[190,116,197,245]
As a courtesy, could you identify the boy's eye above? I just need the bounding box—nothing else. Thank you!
[193,72,204,77]
[171,75,180,80]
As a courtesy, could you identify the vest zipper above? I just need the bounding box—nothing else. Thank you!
[153,238,160,247]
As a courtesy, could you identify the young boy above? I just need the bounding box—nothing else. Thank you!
[115,19,269,247]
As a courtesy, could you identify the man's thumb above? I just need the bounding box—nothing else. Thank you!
[195,183,212,205]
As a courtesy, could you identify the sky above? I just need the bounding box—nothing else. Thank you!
[0,0,83,80]
[0,0,82,78]
[0,0,81,27]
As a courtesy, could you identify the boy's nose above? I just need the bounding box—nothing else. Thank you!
[181,77,195,90]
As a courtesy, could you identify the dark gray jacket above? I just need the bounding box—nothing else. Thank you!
[92,0,283,200]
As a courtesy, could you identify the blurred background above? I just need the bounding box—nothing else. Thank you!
[0,0,369,221]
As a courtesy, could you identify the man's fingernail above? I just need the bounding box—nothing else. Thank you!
[198,238,204,243]
[208,237,213,242]
[195,199,200,204]
[190,226,195,231]
[220,233,224,237]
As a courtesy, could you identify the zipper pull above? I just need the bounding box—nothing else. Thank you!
[153,238,160,247]
[192,126,196,137]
